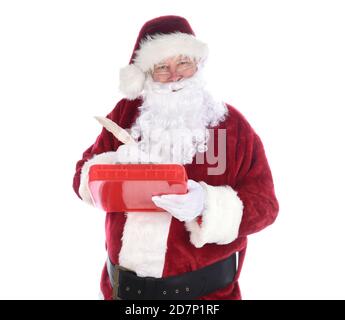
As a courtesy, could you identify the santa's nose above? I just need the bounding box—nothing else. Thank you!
[169,71,183,82]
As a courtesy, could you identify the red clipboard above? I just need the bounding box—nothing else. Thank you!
[88,164,188,212]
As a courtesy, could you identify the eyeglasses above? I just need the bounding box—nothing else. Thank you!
[152,58,196,79]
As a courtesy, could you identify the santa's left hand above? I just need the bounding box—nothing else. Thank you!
[152,180,205,222]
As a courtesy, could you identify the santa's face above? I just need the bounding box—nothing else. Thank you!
[151,55,197,83]
[130,61,228,165]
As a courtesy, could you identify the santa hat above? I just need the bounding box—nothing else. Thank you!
[119,15,209,100]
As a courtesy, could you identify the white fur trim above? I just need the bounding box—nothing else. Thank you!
[185,182,243,248]
[119,212,172,278]
[134,32,208,72]
[78,151,118,205]
[119,64,146,100]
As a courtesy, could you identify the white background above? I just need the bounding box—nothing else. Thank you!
[0,0,344,299]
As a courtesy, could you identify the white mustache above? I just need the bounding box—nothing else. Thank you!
[144,70,205,95]
[148,80,187,94]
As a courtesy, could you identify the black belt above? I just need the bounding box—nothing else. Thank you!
[107,253,237,300]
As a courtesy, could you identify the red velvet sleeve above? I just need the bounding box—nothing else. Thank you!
[72,101,125,199]
[234,130,279,237]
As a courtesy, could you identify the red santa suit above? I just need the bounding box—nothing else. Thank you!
[72,16,279,300]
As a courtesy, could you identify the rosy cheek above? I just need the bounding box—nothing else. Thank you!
[183,66,197,79]
[152,74,169,83]
[152,74,161,82]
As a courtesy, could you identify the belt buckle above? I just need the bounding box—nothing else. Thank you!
[112,264,130,300]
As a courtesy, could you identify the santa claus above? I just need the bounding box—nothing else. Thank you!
[73,15,279,300]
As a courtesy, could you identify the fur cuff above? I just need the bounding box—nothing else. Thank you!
[185,182,243,248]
[78,152,118,205]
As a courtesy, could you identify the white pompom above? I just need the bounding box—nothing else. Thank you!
[119,64,146,100]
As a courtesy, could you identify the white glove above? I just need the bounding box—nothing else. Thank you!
[152,180,205,222]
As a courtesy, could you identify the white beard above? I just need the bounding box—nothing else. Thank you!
[130,70,228,164]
